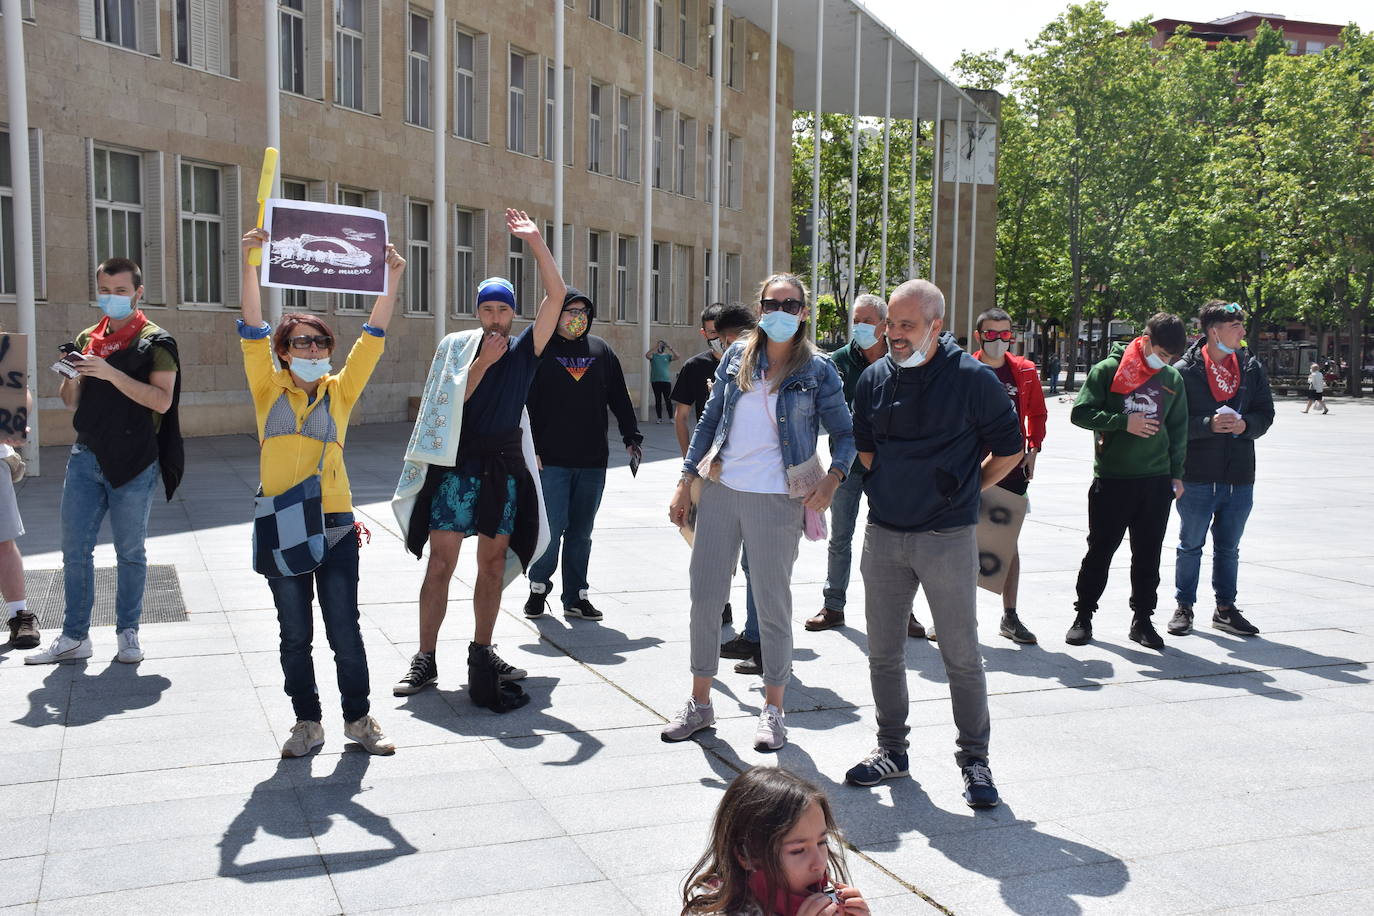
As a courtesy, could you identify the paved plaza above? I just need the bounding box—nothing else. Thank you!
[1,391,1371,915]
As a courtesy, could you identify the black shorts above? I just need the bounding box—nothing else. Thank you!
[1307,389,1324,401]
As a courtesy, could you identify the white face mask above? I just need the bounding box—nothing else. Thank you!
[707,338,724,357]
[1146,351,1168,371]
[982,339,1010,359]
[891,325,938,369]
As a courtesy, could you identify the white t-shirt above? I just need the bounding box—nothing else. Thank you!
[1309,370,1325,393]
[718,381,788,494]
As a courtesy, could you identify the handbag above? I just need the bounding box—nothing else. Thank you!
[252,400,330,578]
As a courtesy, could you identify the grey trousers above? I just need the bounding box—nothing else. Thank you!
[860,522,990,766]
[688,479,803,687]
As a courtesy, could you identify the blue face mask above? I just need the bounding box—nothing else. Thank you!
[1214,338,1236,356]
[758,310,800,343]
[852,322,879,349]
[1146,351,1168,370]
[97,294,134,321]
[290,357,332,383]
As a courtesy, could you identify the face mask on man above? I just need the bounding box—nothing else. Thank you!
[707,337,725,356]
[1145,351,1168,371]
[562,312,589,337]
[1212,333,1236,356]
[852,322,879,350]
[891,325,937,369]
[758,311,800,343]
[97,293,135,321]
[290,357,332,383]
[982,339,1009,359]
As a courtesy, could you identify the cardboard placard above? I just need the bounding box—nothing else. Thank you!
[261,200,390,296]
[0,334,30,442]
[976,485,1028,594]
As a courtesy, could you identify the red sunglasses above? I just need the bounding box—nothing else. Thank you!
[981,329,1014,342]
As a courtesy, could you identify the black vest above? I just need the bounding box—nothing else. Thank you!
[73,330,185,496]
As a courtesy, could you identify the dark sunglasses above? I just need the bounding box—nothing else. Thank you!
[981,329,1014,342]
[760,298,805,315]
[288,334,334,350]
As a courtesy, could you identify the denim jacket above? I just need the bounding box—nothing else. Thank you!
[683,342,857,479]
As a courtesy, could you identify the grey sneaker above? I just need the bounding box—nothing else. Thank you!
[661,698,715,742]
[344,715,396,755]
[115,628,144,663]
[281,720,325,758]
[754,704,786,752]
[25,635,93,665]
[1167,604,1194,636]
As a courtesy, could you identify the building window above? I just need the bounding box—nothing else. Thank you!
[619,0,637,38]
[95,0,138,50]
[175,0,228,74]
[725,133,742,209]
[453,206,486,316]
[277,179,310,312]
[616,91,641,182]
[587,230,602,308]
[588,82,606,174]
[179,161,224,305]
[408,11,432,128]
[509,49,528,153]
[93,147,144,271]
[706,5,715,77]
[616,236,629,321]
[652,106,667,189]
[407,200,432,314]
[654,0,665,51]
[724,251,740,304]
[704,247,711,306]
[1306,40,1325,54]
[336,0,365,110]
[705,126,714,203]
[678,0,697,66]
[454,28,489,143]
[651,242,665,323]
[727,15,745,90]
[508,235,526,315]
[589,0,608,25]
[671,243,691,324]
[675,115,695,196]
[336,186,369,310]
[280,1,306,94]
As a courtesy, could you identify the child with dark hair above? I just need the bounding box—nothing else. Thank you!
[682,767,870,916]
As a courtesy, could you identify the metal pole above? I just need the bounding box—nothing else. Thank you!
[264,0,283,326]
[808,0,823,344]
[640,0,655,420]
[553,0,565,270]
[765,0,778,272]
[929,90,941,291]
[709,0,723,303]
[950,98,962,335]
[908,59,918,279]
[967,142,978,352]
[847,10,860,338]
[3,0,39,475]
[879,36,891,297]
[433,0,447,346]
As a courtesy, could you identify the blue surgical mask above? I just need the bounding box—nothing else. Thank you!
[290,357,332,383]
[1214,339,1236,356]
[891,326,937,369]
[852,323,879,350]
[97,294,134,321]
[1146,351,1168,370]
[758,310,800,343]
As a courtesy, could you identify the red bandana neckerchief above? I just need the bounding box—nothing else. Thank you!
[747,871,831,916]
[84,310,149,359]
[1109,336,1161,395]
[1202,345,1240,403]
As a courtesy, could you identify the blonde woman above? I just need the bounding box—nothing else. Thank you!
[665,274,855,752]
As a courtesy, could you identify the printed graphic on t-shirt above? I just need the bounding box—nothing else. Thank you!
[1124,375,1164,421]
[992,362,1020,418]
[557,356,596,382]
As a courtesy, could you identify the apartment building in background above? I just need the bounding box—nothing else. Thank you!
[1148,11,1346,54]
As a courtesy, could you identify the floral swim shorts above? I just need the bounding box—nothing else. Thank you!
[429,472,517,537]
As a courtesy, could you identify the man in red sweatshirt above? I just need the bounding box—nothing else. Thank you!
[972,308,1047,645]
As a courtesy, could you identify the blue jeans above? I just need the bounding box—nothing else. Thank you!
[740,547,759,643]
[267,514,371,723]
[529,466,607,607]
[1174,482,1254,608]
[822,468,866,612]
[60,445,160,641]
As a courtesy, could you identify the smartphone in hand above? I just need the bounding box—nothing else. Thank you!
[51,344,84,379]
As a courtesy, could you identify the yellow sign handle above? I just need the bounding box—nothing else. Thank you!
[247,147,279,266]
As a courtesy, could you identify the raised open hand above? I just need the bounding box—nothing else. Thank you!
[505,208,540,242]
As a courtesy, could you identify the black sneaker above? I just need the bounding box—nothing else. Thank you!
[1129,616,1164,650]
[7,611,40,650]
[564,598,604,621]
[1065,612,1093,646]
[1213,605,1259,636]
[721,602,733,625]
[961,758,1000,809]
[999,611,1037,644]
[1167,604,1194,636]
[734,653,762,676]
[393,651,438,696]
[524,590,548,618]
[719,634,760,660]
[469,641,527,681]
[845,747,910,787]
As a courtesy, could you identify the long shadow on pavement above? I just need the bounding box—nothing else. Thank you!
[1187,630,1369,685]
[11,660,172,728]
[1095,641,1304,701]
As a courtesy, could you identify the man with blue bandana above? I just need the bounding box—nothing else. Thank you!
[28,257,183,666]
[393,210,565,700]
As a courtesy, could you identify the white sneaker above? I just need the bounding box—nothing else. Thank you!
[24,635,93,665]
[115,628,144,663]
[754,704,787,752]
[281,720,325,758]
[344,715,396,755]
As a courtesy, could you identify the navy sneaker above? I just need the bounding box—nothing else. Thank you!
[961,758,1000,809]
[845,747,910,787]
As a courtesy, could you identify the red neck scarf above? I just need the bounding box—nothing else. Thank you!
[1202,345,1240,402]
[84,311,149,358]
[1110,336,1162,395]
[746,871,830,916]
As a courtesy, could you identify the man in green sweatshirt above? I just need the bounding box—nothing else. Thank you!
[1067,313,1189,650]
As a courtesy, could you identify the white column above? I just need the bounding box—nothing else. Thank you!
[709,0,724,303]
[553,0,565,268]
[433,0,447,346]
[950,98,962,333]
[264,0,283,326]
[765,0,778,272]
[808,0,824,343]
[966,148,978,351]
[908,59,919,279]
[847,10,860,338]
[640,0,655,420]
[3,0,39,475]
[879,36,891,296]
[929,90,941,289]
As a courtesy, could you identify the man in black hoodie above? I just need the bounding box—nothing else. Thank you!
[1168,301,1274,638]
[523,288,642,621]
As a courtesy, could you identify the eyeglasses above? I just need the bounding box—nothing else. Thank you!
[562,306,590,316]
[288,335,333,351]
[981,329,1015,342]
[760,298,805,315]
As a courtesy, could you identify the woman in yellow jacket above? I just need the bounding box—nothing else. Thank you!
[238,227,405,758]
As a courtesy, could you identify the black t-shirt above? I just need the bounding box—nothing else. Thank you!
[459,326,542,459]
[670,351,718,419]
[993,361,1029,494]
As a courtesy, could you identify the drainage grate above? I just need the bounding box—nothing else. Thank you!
[24,565,189,629]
